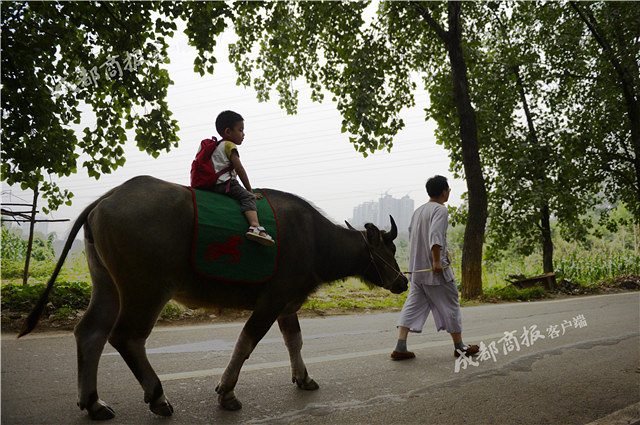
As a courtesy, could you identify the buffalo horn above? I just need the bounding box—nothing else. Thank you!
[387,215,398,240]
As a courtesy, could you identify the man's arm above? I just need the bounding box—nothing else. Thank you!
[430,205,448,275]
[431,244,443,274]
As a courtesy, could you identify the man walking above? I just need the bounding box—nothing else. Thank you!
[391,175,479,360]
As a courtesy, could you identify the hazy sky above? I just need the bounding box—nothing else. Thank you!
[2,23,465,236]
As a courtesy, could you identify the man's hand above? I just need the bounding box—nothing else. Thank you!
[432,260,443,275]
[253,192,263,200]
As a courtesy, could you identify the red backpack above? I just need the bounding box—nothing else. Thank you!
[190,137,234,191]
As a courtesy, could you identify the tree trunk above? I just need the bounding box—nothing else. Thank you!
[514,67,556,273]
[22,186,38,285]
[413,1,488,298]
[447,2,488,298]
[541,203,554,273]
[626,98,640,213]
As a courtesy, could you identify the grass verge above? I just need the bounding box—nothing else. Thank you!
[2,275,638,333]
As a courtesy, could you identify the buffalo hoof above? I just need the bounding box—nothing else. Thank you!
[87,399,116,421]
[215,385,242,411]
[293,374,320,391]
[150,395,174,417]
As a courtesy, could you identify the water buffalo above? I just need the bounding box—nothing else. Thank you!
[19,175,408,420]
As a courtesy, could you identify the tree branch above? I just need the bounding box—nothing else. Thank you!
[410,1,449,45]
[569,1,634,94]
[98,1,128,30]
[557,70,600,81]
[598,162,635,187]
[98,1,144,51]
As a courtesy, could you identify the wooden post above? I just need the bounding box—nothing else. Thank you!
[508,272,557,291]
[22,186,38,286]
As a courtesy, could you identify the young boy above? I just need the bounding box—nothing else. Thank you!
[201,110,274,246]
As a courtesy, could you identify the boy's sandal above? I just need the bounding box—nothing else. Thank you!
[246,226,275,246]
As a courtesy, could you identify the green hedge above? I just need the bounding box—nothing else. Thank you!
[1,281,92,312]
[1,259,56,280]
[482,284,548,302]
[2,282,191,321]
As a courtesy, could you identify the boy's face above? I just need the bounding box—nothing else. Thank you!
[223,121,245,145]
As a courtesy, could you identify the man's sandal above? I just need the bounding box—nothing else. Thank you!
[390,350,416,361]
[246,226,275,246]
[454,344,480,358]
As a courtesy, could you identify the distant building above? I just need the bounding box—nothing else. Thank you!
[350,194,414,234]
[34,222,49,236]
[352,201,378,229]
[2,217,49,236]
[396,195,414,235]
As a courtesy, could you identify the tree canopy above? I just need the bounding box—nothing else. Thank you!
[189,1,492,295]
[547,1,639,220]
[1,2,182,211]
[2,1,637,296]
[464,1,639,271]
[205,1,639,288]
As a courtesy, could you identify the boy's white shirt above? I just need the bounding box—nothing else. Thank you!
[197,140,238,182]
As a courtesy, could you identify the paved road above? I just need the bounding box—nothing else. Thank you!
[2,292,639,425]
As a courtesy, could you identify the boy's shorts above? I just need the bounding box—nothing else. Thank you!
[212,180,256,212]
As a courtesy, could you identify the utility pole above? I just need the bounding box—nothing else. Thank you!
[1,187,70,285]
[22,187,38,286]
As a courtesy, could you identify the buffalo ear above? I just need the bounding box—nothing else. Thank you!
[384,215,398,242]
[345,221,357,231]
[364,223,381,245]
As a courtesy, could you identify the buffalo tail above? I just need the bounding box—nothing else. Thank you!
[18,195,106,338]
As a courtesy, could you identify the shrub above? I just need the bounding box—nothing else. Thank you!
[1,281,92,313]
[0,282,44,311]
[160,301,186,320]
[28,261,57,278]
[1,259,25,279]
[484,284,547,301]
[555,251,640,285]
[54,304,76,321]
[1,225,56,262]
[1,259,57,280]
[48,281,92,309]
[1,224,27,261]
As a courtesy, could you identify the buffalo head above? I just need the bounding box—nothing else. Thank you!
[346,216,409,294]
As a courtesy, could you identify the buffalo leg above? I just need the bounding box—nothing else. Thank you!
[108,294,174,417]
[216,305,282,410]
[74,243,119,420]
[277,313,319,390]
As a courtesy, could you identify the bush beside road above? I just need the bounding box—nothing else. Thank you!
[2,275,638,333]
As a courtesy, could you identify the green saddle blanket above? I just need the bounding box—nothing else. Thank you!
[189,188,278,283]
